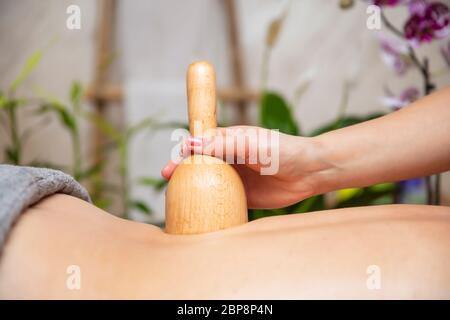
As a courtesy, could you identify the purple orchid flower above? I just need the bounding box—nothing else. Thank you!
[372,0,404,6]
[377,33,411,75]
[382,86,420,110]
[408,0,428,16]
[404,1,450,46]
[399,177,426,204]
[399,178,424,193]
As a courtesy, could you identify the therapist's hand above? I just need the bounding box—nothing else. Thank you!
[161,126,329,209]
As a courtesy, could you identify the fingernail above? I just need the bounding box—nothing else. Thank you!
[161,167,170,180]
[180,143,189,156]
[187,137,203,146]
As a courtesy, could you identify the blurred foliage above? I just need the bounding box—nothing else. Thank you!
[138,176,168,191]
[87,110,178,217]
[10,50,43,92]
[0,49,44,165]
[309,112,385,137]
[260,91,299,135]
[0,49,174,219]
[339,0,354,10]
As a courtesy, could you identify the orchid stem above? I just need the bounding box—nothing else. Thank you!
[380,6,440,205]
[380,9,404,38]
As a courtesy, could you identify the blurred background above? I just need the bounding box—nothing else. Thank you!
[1,0,449,224]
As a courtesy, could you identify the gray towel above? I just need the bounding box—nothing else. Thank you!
[0,165,91,250]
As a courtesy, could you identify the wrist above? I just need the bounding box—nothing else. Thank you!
[302,135,340,196]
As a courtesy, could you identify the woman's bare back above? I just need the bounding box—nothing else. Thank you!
[0,194,449,299]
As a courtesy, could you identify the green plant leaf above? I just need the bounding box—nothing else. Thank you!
[77,162,104,181]
[371,194,394,205]
[248,208,287,221]
[369,182,396,193]
[34,87,77,131]
[93,197,112,210]
[39,103,77,133]
[336,186,395,208]
[260,91,299,135]
[289,195,326,213]
[5,146,19,164]
[10,50,43,92]
[85,112,122,143]
[70,81,82,109]
[138,176,168,191]
[248,195,325,220]
[128,199,152,215]
[0,94,7,109]
[339,0,354,9]
[126,117,157,138]
[310,112,385,136]
[336,188,363,203]
[0,99,25,111]
[90,181,121,195]
[126,118,186,139]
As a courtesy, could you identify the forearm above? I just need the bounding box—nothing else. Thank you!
[311,86,450,194]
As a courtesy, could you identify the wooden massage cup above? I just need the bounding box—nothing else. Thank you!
[165,61,248,234]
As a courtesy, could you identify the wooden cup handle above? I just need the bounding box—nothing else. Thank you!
[187,61,217,137]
